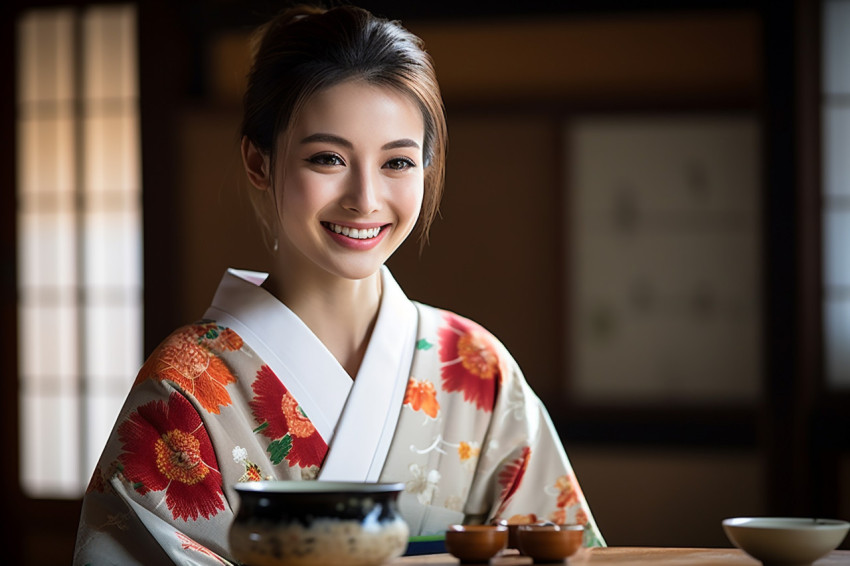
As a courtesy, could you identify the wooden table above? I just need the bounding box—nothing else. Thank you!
[392,547,850,565]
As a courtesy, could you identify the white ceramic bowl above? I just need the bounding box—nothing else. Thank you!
[722,517,850,566]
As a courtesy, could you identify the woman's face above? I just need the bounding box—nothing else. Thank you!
[273,80,425,281]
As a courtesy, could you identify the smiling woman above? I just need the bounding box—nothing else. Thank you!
[243,80,426,292]
[72,4,605,564]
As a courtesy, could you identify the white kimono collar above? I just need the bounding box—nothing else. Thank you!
[204,266,417,482]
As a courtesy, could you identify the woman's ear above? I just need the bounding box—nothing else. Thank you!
[241,136,272,191]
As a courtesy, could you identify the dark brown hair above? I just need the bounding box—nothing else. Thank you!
[241,3,447,248]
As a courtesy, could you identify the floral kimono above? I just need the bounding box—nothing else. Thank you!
[73,267,604,565]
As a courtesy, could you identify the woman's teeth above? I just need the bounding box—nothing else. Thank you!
[325,222,382,239]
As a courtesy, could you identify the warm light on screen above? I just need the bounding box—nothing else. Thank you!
[823,0,850,389]
[16,5,142,498]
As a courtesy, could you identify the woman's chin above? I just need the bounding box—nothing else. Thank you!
[320,258,388,282]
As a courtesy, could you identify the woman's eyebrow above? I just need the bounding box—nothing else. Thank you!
[300,132,352,148]
[382,138,420,151]
[300,133,420,151]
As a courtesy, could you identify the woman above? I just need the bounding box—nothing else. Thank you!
[73,4,605,564]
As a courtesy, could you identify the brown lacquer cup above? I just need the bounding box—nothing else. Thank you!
[445,524,508,564]
[516,523,584,563]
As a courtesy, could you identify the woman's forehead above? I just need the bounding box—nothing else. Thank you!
[286,80,425,148]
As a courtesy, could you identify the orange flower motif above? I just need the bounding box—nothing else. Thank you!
[575,508,589,526]
[438,313,501,412]
[233,446,265,483]
[239,464,263,482]
[196,324,243,352]
[281,391,317,439]
[137,325,239,414]
[458,441,480,462]
[554,474,580,508]
[404,378,440,418]
[550,508,567,525]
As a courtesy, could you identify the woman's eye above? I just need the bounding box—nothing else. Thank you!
[307,153,345,166]
[384,157,416,171]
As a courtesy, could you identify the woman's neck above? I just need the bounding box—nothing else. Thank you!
[265,260,382,379]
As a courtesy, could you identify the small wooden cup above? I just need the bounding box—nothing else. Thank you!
[492,519,522,552]
[445,524,508,564]
[516,523,584,563]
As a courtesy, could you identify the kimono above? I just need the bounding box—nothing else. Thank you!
[73,266,605,565]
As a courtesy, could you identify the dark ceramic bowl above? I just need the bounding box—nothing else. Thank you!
[229,481,409,566]
[445,524,508,563]
[516,523,584,563]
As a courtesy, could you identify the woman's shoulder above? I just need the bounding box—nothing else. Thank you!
[151,319,243,351]
[412,302,510,353]
[413,301,485,328]
[139,319,247,381]
[411,302,530,404]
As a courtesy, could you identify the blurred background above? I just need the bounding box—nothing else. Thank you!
[1,0,849,564]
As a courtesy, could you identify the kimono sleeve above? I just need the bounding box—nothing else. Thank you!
[463,351,606,548]
[74,478,235,566]
[73,324,242,565]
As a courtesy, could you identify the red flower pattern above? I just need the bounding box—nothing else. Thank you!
[438,313,501,412]
[496,446,531,516]
[176,532,229,564]
[117,392,225,522]
[85,468,107,494]
[249,365,328,468]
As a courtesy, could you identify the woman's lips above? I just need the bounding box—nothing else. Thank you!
[321,221,389,250]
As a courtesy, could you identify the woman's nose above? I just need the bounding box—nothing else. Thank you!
[342,166,380,214]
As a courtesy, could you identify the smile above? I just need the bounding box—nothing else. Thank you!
[322,222,384,240]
